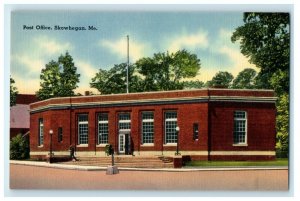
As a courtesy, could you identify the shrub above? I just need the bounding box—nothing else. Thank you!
[10,133,30,160]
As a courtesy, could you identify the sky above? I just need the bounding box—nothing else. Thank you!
[10,11,258,95]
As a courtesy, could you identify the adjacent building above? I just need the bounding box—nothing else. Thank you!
[29,89,277,161]
[10,94,38,139]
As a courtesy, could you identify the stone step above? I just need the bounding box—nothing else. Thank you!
[59,156,174,168]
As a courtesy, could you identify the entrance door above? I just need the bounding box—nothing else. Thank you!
[118,133,131,154]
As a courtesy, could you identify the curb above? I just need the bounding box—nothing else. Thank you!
[10,160,289,172]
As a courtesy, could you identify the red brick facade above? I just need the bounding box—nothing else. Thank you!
[29,89,276,161]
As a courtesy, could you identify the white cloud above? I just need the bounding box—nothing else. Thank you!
[75,60,99,95]
[12,54,45,75]
[100,37,150,62]
[33,36,73,56]
[166,30,209,53]
[13,74,40,94]
[218,45,257,76]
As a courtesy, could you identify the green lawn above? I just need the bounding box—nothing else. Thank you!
[185,158,288,167]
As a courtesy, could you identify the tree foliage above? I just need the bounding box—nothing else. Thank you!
[232,13,290,156]
[232,68,257,89]
[10,76,18,107]
[231,12,290,93]
[136,49,201,91]
[206,71,234,88]
[10,134,30,160]
[275,93,289,155]
[182,80,205,89]
[90,63,143,94]
[36,52,80,100]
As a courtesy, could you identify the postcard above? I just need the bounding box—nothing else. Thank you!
[7,4,291,196]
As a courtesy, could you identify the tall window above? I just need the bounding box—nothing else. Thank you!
[38,118,44,146]
[142,112,154,144]
[165,111,178,144]
[78,114,88,145]
[233,111,247,144]
[58,127,63,142]
[118,113,131,131]
[98,113,109,144]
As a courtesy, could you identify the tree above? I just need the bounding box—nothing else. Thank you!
[36,52,80,100]
[136,49,201,91]
[231,13,289,93]
[10,134,29,160]
[206,71,234,88]
[231,13,290,156]
[90,63,143,94]
[275,93,289,157]
[182,80,205,89]
[10,76,18,107]
[232,68,257,89]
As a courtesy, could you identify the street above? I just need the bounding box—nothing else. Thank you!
[10,164,288,191]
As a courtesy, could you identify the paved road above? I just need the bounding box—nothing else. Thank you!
[10,164,288,191]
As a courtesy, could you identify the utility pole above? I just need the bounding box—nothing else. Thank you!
[126,35,129,94]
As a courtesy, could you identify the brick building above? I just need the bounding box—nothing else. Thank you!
[29,89,277,161]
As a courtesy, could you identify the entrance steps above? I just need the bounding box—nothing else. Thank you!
[59,156,174,168]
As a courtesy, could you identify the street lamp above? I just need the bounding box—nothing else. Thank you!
[49,129,53,158]
[175,126,180,155]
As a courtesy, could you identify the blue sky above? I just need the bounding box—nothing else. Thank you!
[11,11,257,94]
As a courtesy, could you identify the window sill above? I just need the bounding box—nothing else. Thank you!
[232,143,248,147]
[76,144,88,147]
[163,143,177,147]
[141,143,154,147]
[96,144,108,147]
[38,145,44,148]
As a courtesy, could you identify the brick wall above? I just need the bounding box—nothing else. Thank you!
[29,89,276,161]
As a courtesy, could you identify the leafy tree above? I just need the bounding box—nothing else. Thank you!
[275,93,289,157]
[232,68,257,89]
[136,49,201,91]
[232,13,290,156]
[10,134,30,160]
[206,71,234,88]
[36,52,80,100]
[90,63,143,94]
[231,12,290,93]
[182,80,205,89]
[10,76,18,107]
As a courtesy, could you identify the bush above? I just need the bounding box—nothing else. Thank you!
[10,133,30,160]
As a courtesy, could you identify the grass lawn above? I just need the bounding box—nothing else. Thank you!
[185,158,288,167]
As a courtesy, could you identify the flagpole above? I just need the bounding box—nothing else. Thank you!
[126,35,129,94]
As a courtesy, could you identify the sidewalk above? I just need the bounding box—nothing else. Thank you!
[10,160,288,172]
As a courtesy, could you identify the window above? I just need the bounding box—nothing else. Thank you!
[118,113,131,131]
[233,111,247,144]
[78,114,88,145]
[98,113,109,144]
[193,123,199,141]
[38,118,44,146]
[165,111,178,144]
[58,127,63,142]
[142,112,154,144]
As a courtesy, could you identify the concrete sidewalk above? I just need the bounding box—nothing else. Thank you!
[10,160,288,172]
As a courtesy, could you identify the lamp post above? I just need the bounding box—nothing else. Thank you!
[175,126,180,155]
[49,129,53,158]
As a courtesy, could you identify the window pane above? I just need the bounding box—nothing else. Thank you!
[165,111,177,143]
[119,113,131,131]
[142,112,154,144]
[98,113,109,144]
[233,111,247,144]
[78,114,88,144]
[39,119,44,146]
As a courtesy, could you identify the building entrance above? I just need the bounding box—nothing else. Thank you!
[118,133,131,154]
